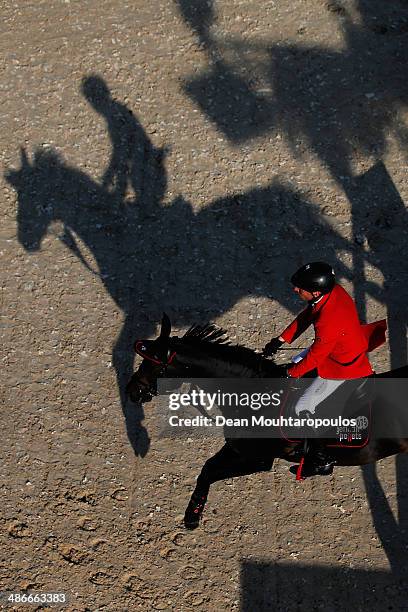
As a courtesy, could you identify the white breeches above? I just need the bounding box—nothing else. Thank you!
[294,377,345,416]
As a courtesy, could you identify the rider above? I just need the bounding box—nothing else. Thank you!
[263,262,374,477]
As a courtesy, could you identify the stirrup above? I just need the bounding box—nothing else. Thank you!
[290,459,335,479]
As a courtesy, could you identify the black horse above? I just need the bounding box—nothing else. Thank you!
[127,314,408,529]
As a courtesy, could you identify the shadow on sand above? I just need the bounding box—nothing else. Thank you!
[7,77,358,457]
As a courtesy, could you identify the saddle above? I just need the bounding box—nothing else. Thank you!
[280,377,374,449]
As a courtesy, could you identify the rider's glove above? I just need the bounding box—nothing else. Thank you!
[263,337,283,357]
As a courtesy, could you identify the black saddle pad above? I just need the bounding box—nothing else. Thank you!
[280,379,373,448]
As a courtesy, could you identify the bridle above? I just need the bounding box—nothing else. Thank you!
[134,340,176,368]
[133,340,177,397]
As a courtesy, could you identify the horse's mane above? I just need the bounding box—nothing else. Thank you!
[178,323,276,375]
[183,324,231,345]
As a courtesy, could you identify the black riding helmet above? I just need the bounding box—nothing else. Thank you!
[291,262,335,294]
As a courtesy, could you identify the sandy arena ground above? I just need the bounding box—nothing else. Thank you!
[1,1,408,610]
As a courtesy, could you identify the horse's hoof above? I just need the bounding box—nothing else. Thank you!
[184,517,200,530]
[183,492,208,529]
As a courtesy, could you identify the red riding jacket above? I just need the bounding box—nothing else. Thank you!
[281,284,385,379]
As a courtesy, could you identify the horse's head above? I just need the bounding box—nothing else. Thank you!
[126,313,290,404]
[126,313,173,403]
[7,147,59,251]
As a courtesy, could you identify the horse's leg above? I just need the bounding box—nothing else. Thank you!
[184,442,274,529]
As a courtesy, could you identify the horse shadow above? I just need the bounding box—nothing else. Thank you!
[6,76,356,458]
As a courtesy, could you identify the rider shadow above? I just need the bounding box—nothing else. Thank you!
[81,75,168,207]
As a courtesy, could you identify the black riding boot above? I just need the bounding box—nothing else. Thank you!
[290,442,335,478]
[302,442,335,477]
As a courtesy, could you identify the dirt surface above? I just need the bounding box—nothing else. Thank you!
[1,0,408,610]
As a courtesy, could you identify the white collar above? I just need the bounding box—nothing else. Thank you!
[311,294,325,307]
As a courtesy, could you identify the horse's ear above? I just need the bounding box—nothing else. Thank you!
[160,313,171,339]
[6,148,29,187]
[20,146,30,169]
